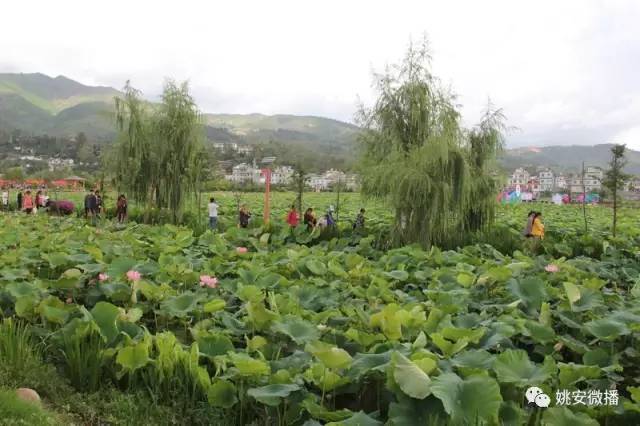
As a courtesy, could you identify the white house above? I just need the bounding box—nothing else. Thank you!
[538,169,554,191]
[271,166,294,185]
[307,174,330,191]
[509,168,530,186]
[555,175,568,190]
[226,163,261,184]
[237,145,254,155]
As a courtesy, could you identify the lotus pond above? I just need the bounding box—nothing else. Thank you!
[0,203,639,425]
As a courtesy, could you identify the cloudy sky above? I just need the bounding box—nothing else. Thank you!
[1,0,639,148]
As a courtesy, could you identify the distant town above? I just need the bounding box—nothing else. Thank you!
[505,166,640,195]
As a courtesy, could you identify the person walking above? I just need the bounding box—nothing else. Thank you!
[1,189,8,210]
[84,190,94,217]
[325,206,336,227]
[303,207,317,231]
[530,212,545,239]
[208,197,219,230]
[95,190,103,217]
[286,205,299,232]
[17,190,23,211]
[238,204,251,228]
[35,190,44,209]
[22,190,34,215]
[116,194,128,223]
[353,208,366,230]
[523,211,536,237]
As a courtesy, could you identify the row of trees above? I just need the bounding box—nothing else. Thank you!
[358,41,506,248]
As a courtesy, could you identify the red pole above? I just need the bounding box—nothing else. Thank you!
[262,168,271,225]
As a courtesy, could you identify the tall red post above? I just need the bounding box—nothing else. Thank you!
[261,168,271,225]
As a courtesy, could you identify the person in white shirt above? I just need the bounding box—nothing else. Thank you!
[1,190,8,209]
[208,197,219,230]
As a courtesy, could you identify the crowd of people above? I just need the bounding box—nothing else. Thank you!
[207,198,366,233]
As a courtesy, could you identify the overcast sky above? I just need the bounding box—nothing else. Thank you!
[1,0,639,149]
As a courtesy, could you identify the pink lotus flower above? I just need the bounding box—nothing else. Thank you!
[98,273,109,282]
[200,275,218,288]
[545,264,559,273]
[236,247,248,254]
[126,270,142,282]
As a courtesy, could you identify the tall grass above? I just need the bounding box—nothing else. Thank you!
[60,330,105,392]
[0,318,42,371]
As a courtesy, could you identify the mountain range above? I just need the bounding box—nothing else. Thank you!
[0,72,639,174]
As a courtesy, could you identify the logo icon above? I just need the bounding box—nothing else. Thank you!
[526,386,551,408]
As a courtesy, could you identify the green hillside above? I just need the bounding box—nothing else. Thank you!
[0,73,119,140]
[500,144,640,174]
[2,73,638,175]
[0,73,361,161]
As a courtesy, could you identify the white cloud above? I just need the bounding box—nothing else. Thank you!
[0,0,638,148]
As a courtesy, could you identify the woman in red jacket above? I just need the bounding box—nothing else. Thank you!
[286,205,299,232]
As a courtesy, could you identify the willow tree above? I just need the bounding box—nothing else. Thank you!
[113,80,204,224]
[602,144,630,237]
[114,82,154,206]
[464,103,506,233]
[358,41,503,248]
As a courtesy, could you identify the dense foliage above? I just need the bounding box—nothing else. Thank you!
[0,201,639,425]
[358,42,505,248]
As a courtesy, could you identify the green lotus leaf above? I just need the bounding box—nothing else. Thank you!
[304,363,349,391]
[392,352,431,399]
[197,334,234,358]
[116,340,150,374]
[507,277,548,312]
[15,295,38,319]
[456,272,475,287]
[203,298,226,313]
[246,300,278,330]
[499,401,525,426]
[370,304,403,341]
[305,341,352,370]
[208,380,238,408]
[42,252,70,268]
[431,372,502,425]
[385,270,409,281]
[160,292,200,318]
[563,282,581,306]
[328,259,347,277]
[523,320,556,344]
[91,301,121,343]
[558,362,601,387]
[494,349,557,385]
[229,352,270,376]
[38,296,71,325]
[450,349,495,370]
[430,333,468,357]
[584,318,630,341]
[347,351,392,380]
[237,285,264,302]
[301,399,353,422]
[542,407,599,426]
[306,259,327,276]
[440,326,485,344]
[327,411,382,426]
[247,383,301,406]
[387,395,446,426]
[272,315,320,344]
